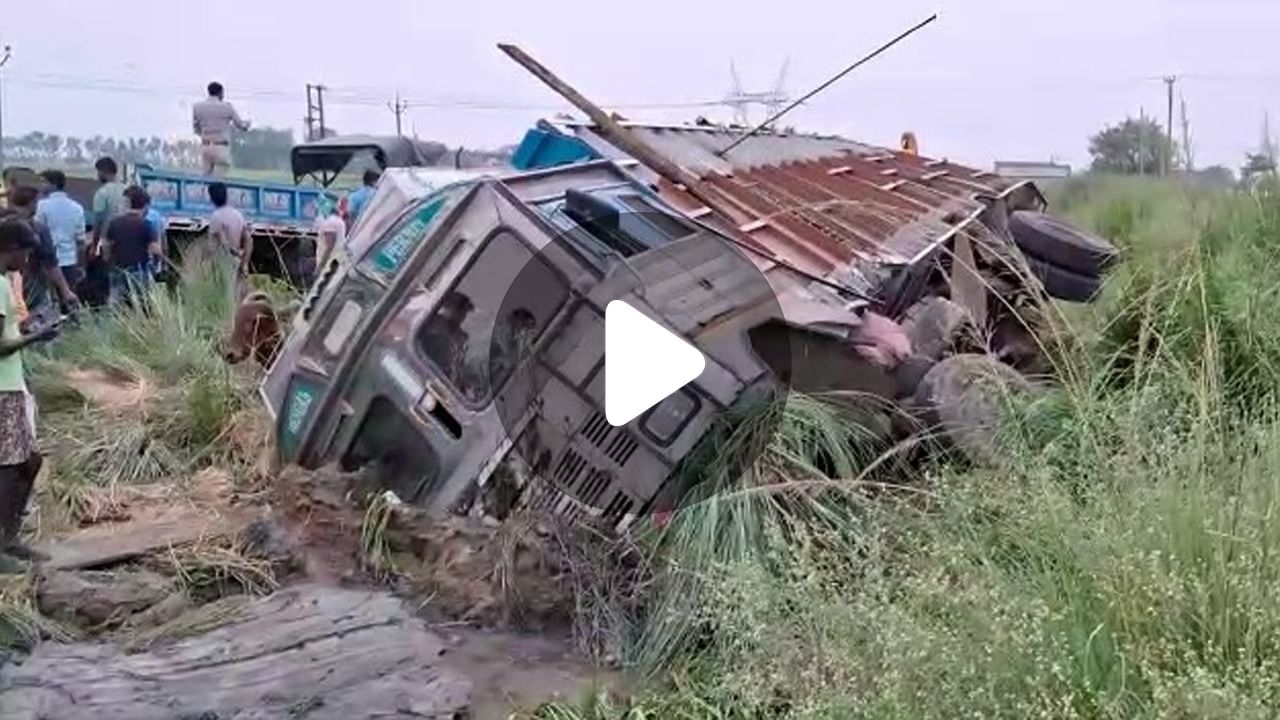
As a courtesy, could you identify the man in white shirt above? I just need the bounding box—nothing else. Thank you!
[192,82,250,178]
[314,195,346,272]
[207,182,251,317]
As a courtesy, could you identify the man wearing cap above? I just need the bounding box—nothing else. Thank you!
[192,82,250,178]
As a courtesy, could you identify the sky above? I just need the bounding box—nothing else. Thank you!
[2,0,1280,172]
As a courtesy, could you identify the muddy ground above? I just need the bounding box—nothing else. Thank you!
[0,371,619,719]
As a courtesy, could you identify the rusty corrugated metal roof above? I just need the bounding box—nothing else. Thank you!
[550,119,1026,281]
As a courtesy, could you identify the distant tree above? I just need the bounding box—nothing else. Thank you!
[63,137,84,165]
[1241,114,1278,189]
[84,136,103,161]
[232,127,295,170]
[1184,165,1236,190]
[1088,117,1175,175]
[1242,152,1275,180]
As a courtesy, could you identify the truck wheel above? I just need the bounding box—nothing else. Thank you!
[912,354,1030,466]
[1009,210,1119,276]
[1025,255,1104,303]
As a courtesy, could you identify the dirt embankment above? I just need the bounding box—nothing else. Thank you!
[3,430,618,719]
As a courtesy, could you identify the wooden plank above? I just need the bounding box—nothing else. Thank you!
[39,511,251,571]
[1,585,473,719]
[950,232,989,327]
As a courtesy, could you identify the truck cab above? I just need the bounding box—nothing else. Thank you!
[263,160,887,529]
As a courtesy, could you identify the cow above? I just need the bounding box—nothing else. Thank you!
[223,292,298,367]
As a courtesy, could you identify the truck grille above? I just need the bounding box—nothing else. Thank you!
[524,411,644,530]
[580,412,640,466]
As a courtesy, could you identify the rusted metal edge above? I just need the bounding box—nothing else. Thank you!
[902,180,1040,266]
[499,43,873,301]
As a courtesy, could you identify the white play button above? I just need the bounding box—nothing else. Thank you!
[605,300,705,427]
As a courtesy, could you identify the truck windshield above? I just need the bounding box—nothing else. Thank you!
[416,230,567,406]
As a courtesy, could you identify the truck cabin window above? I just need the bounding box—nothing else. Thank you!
[416,231,567,406]
[562,190,695,258]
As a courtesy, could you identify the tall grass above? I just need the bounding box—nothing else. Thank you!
[537,177,1280,719]
[0,254,278,650]
[29,254,262,532]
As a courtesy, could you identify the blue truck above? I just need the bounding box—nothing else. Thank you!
[136,135,452,284]
[137,165,328,283]
[137,167,328,229]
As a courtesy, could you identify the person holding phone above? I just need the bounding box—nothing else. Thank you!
[0,215,60,569]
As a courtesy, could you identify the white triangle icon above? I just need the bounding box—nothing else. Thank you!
[605,300,705,427]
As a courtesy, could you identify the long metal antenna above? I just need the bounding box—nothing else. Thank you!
[0,45,11,170]
[717,13,938,157]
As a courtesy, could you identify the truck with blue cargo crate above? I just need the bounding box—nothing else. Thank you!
[135,135,459,285]
[136,165,329,284]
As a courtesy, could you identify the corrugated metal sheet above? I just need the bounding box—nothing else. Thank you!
[549,119,1027,281]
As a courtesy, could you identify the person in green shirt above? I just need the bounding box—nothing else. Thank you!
[0,214,59,569]
[86,157,127,307]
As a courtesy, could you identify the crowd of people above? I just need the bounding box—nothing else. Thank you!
[0,153,259,569]
[0,79,384,568]
[0,156,255,317]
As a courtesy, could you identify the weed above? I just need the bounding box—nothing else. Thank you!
[121,594,249,653]
[360,491,398,579]
[166,538,278,600]
[0,573,76,653]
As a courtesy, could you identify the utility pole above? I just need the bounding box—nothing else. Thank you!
[1163,75,1176,176]
[1138,107,1146,176]
[305,84,327,141]
[0,45,11,171]
[388,91,408,137]
[1179,96,1194,172]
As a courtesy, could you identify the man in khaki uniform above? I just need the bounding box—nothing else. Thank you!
[192,82,250,178]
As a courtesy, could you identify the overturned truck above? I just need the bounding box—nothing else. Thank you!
[260,109,1117,530]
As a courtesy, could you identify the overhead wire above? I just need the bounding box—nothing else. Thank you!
[1,72,730,113]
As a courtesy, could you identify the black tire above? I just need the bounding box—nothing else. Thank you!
[1009,210,1119,275]
[893,354,937,399]
[1025,255,1103,303]
[911,354,1031,466]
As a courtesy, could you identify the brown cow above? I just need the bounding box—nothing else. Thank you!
[223,292,297,367]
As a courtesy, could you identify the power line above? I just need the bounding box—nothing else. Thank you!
[1,73,732,113]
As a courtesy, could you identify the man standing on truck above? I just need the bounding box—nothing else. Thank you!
[207,182,251,315]
[193,82,250,178]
